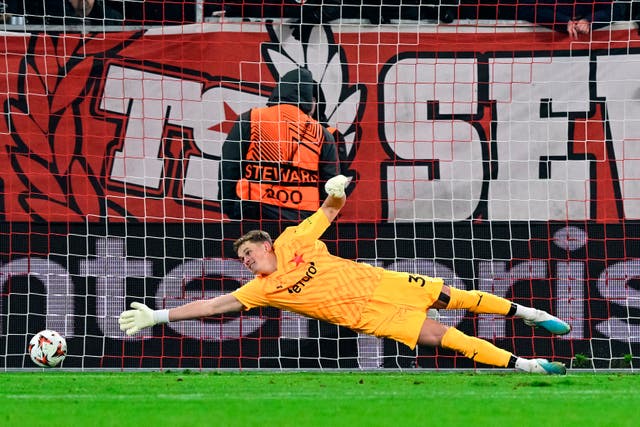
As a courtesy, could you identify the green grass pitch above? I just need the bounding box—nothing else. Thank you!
[1,371,639,427]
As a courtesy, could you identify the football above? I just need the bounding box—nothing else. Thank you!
[28,329,67,368]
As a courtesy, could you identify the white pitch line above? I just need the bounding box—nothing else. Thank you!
[1,389,637,401]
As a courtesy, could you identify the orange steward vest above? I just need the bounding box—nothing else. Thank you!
[236,104,326,211]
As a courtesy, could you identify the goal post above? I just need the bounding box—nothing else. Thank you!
[1,3,639,371]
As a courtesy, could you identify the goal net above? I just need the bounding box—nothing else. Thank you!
[0,0,638,371]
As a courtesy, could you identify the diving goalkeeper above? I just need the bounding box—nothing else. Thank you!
[119,175,571,374]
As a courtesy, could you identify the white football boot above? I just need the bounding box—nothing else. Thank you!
[526,358,567,375]
[523,309,571,335]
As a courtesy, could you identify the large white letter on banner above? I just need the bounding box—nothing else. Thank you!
[99,65,265,202]
[381,57,483,222]
[596,54,640,220]
[488,56,591,221]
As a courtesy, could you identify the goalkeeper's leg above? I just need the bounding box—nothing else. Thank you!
[435,285,571,335]
[419,320,566,374]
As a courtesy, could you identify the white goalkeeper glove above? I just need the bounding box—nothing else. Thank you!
[118,302,170,336]
[324,174,350,198]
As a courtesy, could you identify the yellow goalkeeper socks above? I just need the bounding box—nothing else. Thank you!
[446,287,513,315]
[440,327,512,367]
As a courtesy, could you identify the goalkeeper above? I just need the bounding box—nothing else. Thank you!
[120,175,571,374]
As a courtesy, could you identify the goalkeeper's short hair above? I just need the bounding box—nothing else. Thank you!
[233,230,273,254]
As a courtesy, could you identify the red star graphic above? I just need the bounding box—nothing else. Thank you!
[208,101,238,135]
[289,253,305,266]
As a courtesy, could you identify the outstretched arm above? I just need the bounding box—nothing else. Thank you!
[168,294,244,321]
[321,175,350,222]
[118,294,244,336]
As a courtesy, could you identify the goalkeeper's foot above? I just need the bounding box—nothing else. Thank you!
[523,310,571,335]
[527,358,567,375]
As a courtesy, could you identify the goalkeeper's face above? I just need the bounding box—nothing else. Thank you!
[237,241,278,276]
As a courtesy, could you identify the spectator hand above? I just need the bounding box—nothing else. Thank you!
[567,20,578,38]
[324,174,350,198]
[118,302,160,336]
[575,19,590,36]
[567,19,590,39]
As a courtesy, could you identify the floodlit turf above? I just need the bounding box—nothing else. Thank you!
[1,371,639,427]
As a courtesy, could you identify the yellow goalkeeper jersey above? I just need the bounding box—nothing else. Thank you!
[232,209,384,328]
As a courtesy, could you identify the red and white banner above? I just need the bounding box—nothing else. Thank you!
[1,24,639,223]
[2,25,640,368]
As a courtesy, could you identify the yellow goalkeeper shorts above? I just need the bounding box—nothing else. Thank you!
[354,270,444,350]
